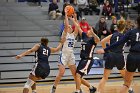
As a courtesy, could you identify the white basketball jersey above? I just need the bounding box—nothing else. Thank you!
[62,32,76,53]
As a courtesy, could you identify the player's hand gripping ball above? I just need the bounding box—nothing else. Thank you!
[65,5,75,17]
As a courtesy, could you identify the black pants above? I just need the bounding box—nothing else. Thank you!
[89,5,100,15]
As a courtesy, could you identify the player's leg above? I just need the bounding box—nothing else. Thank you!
[69,64,77,81]
[97,69,111,93]
[68,55,93,89]
[53,64,65,87]
[74,59,86,93]
[119,69,134,93]
[120,70,134,93]
[50,64,65,93]
[75,59,96,93]
[23,62,43,93]
[120,53,136,93]
[68,54,77,82]
[69,64,93,92]
[75,73,82,93]
[23,74,40,93]
[31,83,37,93]
[97,53,114,93]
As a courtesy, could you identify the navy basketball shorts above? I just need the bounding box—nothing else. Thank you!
[31,63,50,79]
[126,53,140,72]
[76,59,94,77]
[104,52,125,70]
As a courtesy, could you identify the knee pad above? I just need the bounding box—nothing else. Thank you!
[24,78,35,88]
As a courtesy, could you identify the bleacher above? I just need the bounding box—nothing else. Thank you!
[0,0,137,84]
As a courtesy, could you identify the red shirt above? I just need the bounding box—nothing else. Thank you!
[79,21,90,33]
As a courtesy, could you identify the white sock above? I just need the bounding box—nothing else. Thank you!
[89,85,93,89]
[32,90,36,93]
[129,87,133,91]
[76,89,80,92]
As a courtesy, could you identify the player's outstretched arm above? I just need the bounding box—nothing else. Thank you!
[15,44,40,59]
[90,26,100,43]
[50,37,66,53]
[100,34,112,49]
[61,8,69,38]
[72,13,79,37]
[96,35,112,54]
[70,17,83,36]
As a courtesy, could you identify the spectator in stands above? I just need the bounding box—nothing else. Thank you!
[15,37,65,93]
[117,11,128,20]
[48,0,62,20]
[62,1,70,17]
[114,0,123,13]
[110,16,118,34]
[88,0,100,15]
[79,17,90,33]
[70,0,75,3]
[97,0,104,5]
[118,1,125,12]
[71,0,82,20]
[114,1,127,20]
[77,0,89,15]
[95,16,110,39]
[35,0,41,6]
[102,0,112,20]
[27,0,41,6]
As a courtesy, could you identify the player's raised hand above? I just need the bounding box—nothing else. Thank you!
[69,16,75,21]
[96,49,105,54]
[64,7,68,15]
[73,12,77,19]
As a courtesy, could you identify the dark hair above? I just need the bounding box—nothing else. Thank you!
[92,27,98,35]
[41,37,49,45]
[137,16,140,28]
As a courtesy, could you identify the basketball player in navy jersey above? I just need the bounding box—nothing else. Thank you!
[97,19,134,93]
[96,16,140,93]
[71,17,100,93]
[15,37,65,93]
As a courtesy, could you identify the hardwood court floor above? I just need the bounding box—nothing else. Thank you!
[0,78,140,93]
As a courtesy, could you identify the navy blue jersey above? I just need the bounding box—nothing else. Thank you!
[80,32,97,59]
[105,28,140,53]
[109,32,124,53]
[36,44,51,64]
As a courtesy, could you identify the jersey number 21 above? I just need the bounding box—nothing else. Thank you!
[43,48,48,56]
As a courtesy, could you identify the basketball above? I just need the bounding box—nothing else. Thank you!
[65,5,75,17]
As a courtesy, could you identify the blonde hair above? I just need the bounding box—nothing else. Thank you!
[117,19,126,32]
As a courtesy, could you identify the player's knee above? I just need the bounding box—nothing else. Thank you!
[103,76,109,80]
[58,70,65,77]
[59,72,65,77]
[24,78,35,89]
[124,79,132,88]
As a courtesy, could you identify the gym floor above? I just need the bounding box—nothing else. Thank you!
[0,77,140,93]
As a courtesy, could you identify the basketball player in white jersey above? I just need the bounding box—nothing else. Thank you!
[51,9,95,93]
[50,8,78,93]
